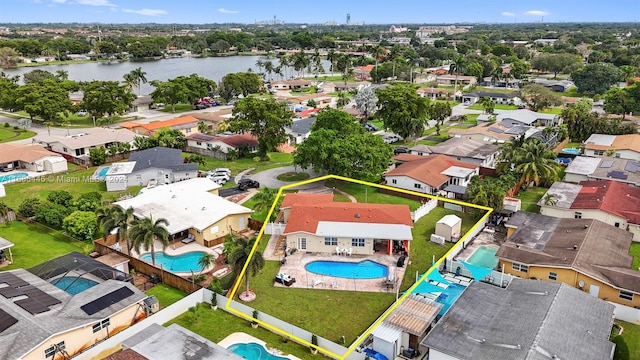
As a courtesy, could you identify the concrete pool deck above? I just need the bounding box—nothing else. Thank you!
[218,332,301,360]
[129,239,225,277]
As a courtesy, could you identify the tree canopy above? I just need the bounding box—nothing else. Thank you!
[81,80,136,119]
[376,84,430,140]
[571,62,623,94]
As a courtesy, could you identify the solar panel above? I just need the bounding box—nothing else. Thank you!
[600,161,613,168]
[0,273,29,288]
[624,161,640,173]
[0,308,18,333]
[81,287,134,315]
[608,171,628,180]
[24,287,61,307]
[0,285,28,298]
[15,298,50,315]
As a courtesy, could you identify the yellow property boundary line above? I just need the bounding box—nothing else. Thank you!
[226,174,493,359]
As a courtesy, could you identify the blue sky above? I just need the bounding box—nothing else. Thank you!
[1,0,638,24]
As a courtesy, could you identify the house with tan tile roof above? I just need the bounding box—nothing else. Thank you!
[498,211,640,308]
[409,137,500,168]
[384,154,479,199]
[281,194,413,256]
[416,87,454,100]
[538,180,640,241]
[0,143,68,174]
[120,115,213,136]
[270,79,312,91]
[583,133,640,160]
[186,132,258,157]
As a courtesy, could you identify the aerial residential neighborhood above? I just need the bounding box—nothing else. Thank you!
[1,2,640,360]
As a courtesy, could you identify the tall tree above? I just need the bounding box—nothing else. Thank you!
[125,67,148,96]
[15,78,73,122]
[448,54,466,97]
[227,235,264,297]
[530,53,582,78]
[353,86,378,122]
[81,80,136,118]
[226,97,293,157]
[97,206,134,253]
[149,79,188,112]
[604,86,639,119]
[521,84,562,112]
[477,97,495,114]
[376,84,430,141]
[571,62,623,94]
[129,215,170,266]
[0,47,20,68]
[430,102,452,136]
[513,139,561,186]
[197,252,216,275]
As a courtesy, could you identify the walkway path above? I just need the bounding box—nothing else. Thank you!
[334,188,357,203]
[244,165,324,190]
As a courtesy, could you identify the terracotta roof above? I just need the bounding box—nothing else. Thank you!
[283,199,412,234]
[215,133,258,148]
[0,143,62,164]
[356,65,375,72]
[393,153,425,162]
[584,134,640,152]
[103,349,149,360]
[137,115,200,131]
[417,87,454,94]
[297,108,319,118]
[281,193,334,208]
[571,180,640,224]
[385,154,477,188]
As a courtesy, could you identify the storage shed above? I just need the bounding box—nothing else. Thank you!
[435,214,462,242]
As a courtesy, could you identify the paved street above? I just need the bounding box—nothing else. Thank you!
[244,165,324,190]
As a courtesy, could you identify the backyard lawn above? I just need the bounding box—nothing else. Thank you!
[145,285,188,308]
[0,220,90,270]
[160,104,195,113]
[540,108,563,115]
[515,186,548,213]
[614,321,640,360]
[167,302,330,359]
[196,152,293,175]
[468,103,517,111]
[630,242,640,271]
[0,127,36,143]
[326,180,422,211]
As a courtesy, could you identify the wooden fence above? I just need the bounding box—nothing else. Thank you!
[93,240,201,294]
[185,146,228,160]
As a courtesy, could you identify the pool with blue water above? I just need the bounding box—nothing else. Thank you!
[140,251,207,272]
[466,245,499,269]
[434,283,466,317]
[305,260,388,279]
[0,172,28,183]
[51,276,99,295]
[227,342,288,360]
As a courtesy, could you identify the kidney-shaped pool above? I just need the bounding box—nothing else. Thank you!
[305,260,388,279]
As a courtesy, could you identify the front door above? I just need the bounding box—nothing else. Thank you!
[589,284,600,297]
[297,237,307,251]
[238,217,245,230]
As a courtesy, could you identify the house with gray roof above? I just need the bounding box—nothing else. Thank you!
[421,278,616,360]
[105,147,197,192]
[493,109,559,127]
[409,138,500,168]
[286,116,317,145]
[462,91,518,105]
[564,156,640,187]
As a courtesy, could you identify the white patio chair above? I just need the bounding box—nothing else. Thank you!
[347,248,353,256]
[336,246,342,255]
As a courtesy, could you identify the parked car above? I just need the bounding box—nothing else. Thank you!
[394,147,410,155]
[193,103,207,110]
[212,168,231,175]
[382,134,402,144]
[237,178,260,191]
[207,173,229,185]
[78,110,87,116]
[363,123,378,132]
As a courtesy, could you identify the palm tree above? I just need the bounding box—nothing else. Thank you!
[43,121,55,136]
[326,49,337,77]
[264,60,274,82]
[198,121,209,134]
[293,50,310,78]
[251,187,277,219]
[60,118,71,136]
[227,235,265,297]
[514,139,561,186]
[122,72,136,90]
[55,70,69,81]
[129,215,170,266]
[126,67,147,96]
[97,206,135,253]
[255,59,265,79]
[477,97,495,114]
[197,252,216,275]
[279,55,291,80]
[448,54,466,100]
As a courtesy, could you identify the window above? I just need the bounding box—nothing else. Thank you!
[185,128,191,134]
[512,263,528,272]
[62,147,68,153]
[619,290,634,301]
[44,342,65,358]
[75,148,85,156]
[93,318,110,333]
[196,141,202,146]
[391,179,397,184]
[548,272,558,281]
[414,183,422,189]
[574,212,582,219]
[324,237,337,246]
[615,222,620,228]
[615,153,621,158]
[594,150,604,156]
[352,238,366,247]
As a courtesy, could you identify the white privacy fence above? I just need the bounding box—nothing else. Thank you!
[411,199,437,222]
[264,222,286,235]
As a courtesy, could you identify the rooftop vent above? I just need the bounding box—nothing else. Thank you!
[573,245,578,250]
[355,213,361,218]
[584,225,589,229]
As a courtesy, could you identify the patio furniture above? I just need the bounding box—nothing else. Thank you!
[182,234,195,244]
[336,247,342,255]
[341,248,348,256]
[275,273,296,286]
[347,248,353,256]
[311,279,323,288]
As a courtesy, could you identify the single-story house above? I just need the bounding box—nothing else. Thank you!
[270,79,312,91]
[422,278,616,360]
[491,109,560,127]
[533,38,559,46]
[461,91,517,105]
[563,156,640,187]
[416,87,454,100]
[384,154,479,199]
[499,211,640,308]
[354,65,375,81]
[105,147,198,192]
[281,193,413,256]
[409,138,500,168]
[186,132,258,155]
[583,134,640,160]
[435,75,476,86]
[286,116,317,145]
[533,78,575,92]
[287,93,333,108]
[0,143,68,174]
[115,178,252,247]
[0,267,149,360]
[480,76,521,88]
[34,128,137,165]
[331,82,368,93]
[120,115,212,136]
[538,180,640,241]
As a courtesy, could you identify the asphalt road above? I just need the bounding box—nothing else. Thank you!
[244,166,324,190]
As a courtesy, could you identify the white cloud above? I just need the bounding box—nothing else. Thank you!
[218,8,238,14]
[524,10,550,16]
[51,0,67,3]
[501,12,516,17]
[121,8,168,16]
[75,0,117,7]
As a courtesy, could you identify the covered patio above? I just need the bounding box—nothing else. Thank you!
[0,236,14,267]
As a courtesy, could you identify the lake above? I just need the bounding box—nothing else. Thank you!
[3,56,331,95]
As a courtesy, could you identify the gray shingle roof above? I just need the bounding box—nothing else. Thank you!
[128,147,197,173]
[421,279,615,360]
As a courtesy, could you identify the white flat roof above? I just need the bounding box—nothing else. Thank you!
[441,166,475,178]
[0,236,14,250]
[372,322,402,343]
[585,134,616,146]
[565,156,600,175]
[437,214,461,227]
[115,178,250,234]
[316,221,413,240]
[106,161,137,175]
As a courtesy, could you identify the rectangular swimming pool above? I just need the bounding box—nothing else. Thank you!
[435,283,466,317]
[466,245,499,269]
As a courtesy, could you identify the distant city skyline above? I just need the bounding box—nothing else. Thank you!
[1,0,638,24]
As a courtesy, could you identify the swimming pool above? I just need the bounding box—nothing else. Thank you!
[562,148,580,154]
[51,276,99,295]
[0,172,28,183]
[227,342,288,360]
[98,166,110,177]
[140,251,207,272]
[435,283,466,317]
[305,260,388,279]
[466,245,499,269]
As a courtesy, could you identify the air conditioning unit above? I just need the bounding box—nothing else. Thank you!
[430,234,446,245]
[143,295,159,315]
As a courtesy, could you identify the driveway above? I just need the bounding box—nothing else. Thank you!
[243,165,324,190]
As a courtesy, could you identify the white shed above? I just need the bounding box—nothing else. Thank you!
[43,156,68,174]
[435,214,462,242]
[372,323,403,360]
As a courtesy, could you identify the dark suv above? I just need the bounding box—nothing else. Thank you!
[238,178,260,190]
[394,147,410,155]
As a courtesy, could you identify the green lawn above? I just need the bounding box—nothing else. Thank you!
[327,180,422,211]
[0,127,36,143]
[515,186,548,213]
[473,87,518,94]
[630,243,640,271]
[416,140,440,146]
[368,119,384,130]
[196,152,293,176]
[13,111,141,128]
[468,104,518,111]
[167,303,329,359]
[566,142,581,149]
[145,285,188,308]
[540,108,563,115]
[160,104,195,113]
[614,321,640,360]
[0,221,90,270]
[242,196,269,221]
